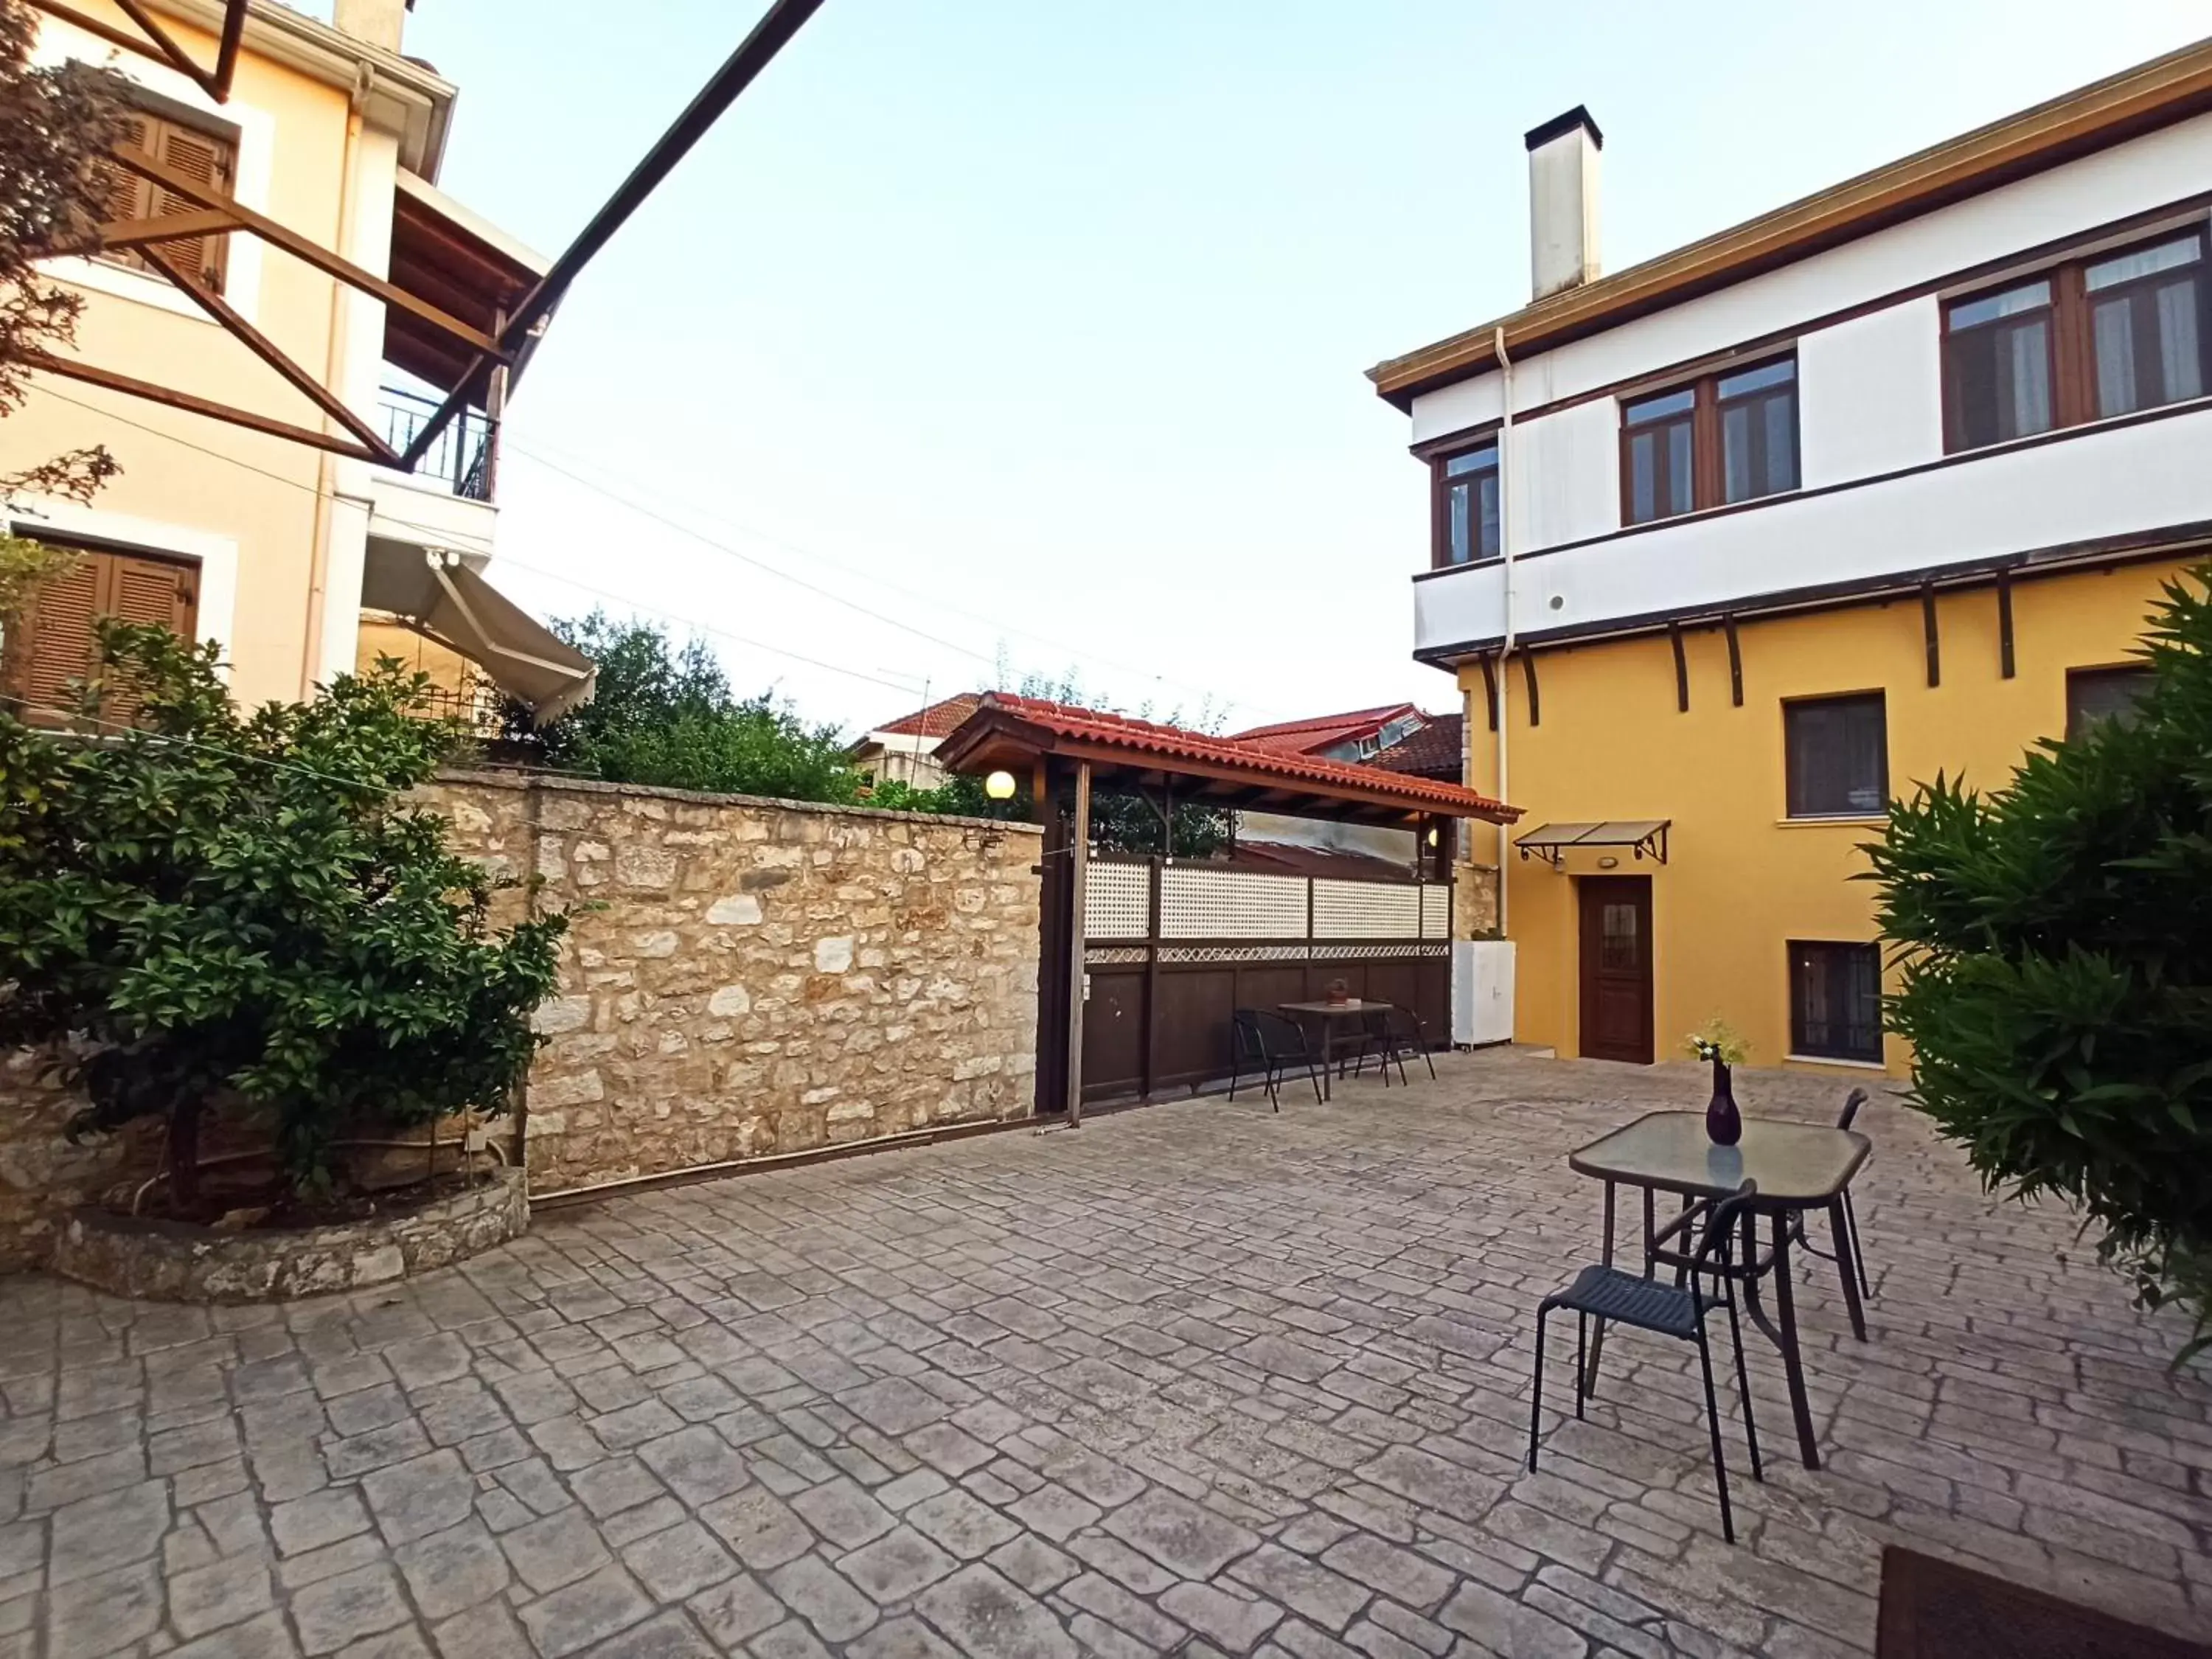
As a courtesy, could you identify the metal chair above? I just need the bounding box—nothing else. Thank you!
[1228,1010,1324,1111]
[1352,1003,1436,1086]
[1528,1180,1764,1543]
[1791,1088,1872,1300]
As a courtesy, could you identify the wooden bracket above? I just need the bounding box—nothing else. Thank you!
[1478,655,1500,732]
[1520,652,1541,728]
[1921,584,1941,688]
[1723,613,1744,706]
[1668,621,1690,714]
[1997,572,2016,679]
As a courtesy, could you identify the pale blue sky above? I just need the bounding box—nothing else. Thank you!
[372,1,2207,733]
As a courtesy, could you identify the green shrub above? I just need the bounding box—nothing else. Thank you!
[1866,569,2212,1360]
[0,623,566,1208]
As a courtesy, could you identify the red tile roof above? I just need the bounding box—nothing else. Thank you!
[1229,703,1421,755]
[1372,713,1465,781]
[872,692,984,740]
[950,693,1517,821]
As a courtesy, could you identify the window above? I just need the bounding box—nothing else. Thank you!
[1784,692,1888,818]
[1790,942,1884,1062]
[0,542,200,725]
[2066,665,2154,740]
[1944,229,2209,451]
[94,102,237,293]
[1620,358,1798,526]
[1430,441,1500,567]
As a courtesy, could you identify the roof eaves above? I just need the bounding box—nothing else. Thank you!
[1367,35,2212,411]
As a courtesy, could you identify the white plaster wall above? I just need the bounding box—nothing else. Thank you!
[1798,299,1945,488]
[1516,397,1621,550]
[1416,402,2212,653]
[1409,111,2212,450]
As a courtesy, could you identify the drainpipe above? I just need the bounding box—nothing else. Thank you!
[301,65,373,698]
[1493,325,1516,933]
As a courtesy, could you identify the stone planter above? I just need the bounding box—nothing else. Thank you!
[50,1166,526,1302]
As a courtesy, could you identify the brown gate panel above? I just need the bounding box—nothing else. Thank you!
[1082,967,1147,1096]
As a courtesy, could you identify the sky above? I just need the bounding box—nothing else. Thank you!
[334,0,2210,736]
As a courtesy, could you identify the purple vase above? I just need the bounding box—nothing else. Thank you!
[1706,1059,1742,1146]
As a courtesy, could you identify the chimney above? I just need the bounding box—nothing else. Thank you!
[333,0,408,52]
[1525,106,1603,301]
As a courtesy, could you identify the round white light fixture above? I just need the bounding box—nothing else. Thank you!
[1426,827,1439,848]
[984,770,1018,801]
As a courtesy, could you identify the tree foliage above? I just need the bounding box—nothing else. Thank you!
[504,613,865,802]
[0,624,567,1208]
[0,0,123,508]
[1865,569,2212,1361]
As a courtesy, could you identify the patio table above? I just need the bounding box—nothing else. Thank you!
[1568,1110,1871,1470]
[1276,1001,1390,1101]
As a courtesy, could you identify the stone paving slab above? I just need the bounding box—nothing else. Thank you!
[0,1048,2208,1657]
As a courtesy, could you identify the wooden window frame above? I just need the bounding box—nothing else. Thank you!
[1618,354,1799,527]
[1942,224,2212,453]
[2065,663,2154,741]
[1787,939,1885,1063]
[1782,690,1888,820]
[94,89,240,294]
[1427,432,1502,570]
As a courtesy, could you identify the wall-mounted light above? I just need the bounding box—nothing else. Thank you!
[1425,827,1439,848]
[984,770,1017,801]
[1596,855,1620,869]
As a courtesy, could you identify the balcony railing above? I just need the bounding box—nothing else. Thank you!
[378,385,497,502]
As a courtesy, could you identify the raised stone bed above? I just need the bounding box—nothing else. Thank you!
[49,1166,526,1301]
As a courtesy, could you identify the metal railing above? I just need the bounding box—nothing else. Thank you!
[379,385,497,501]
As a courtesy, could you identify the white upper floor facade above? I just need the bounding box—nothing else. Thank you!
[1380,43,2212,667]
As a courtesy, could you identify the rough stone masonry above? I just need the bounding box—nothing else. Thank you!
[425,773,1044,1196]
[0,774,1043,1267]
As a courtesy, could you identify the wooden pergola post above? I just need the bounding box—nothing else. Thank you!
[1066,760,1091,1127]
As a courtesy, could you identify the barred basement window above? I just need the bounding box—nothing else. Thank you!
[1790,941,1883,1062]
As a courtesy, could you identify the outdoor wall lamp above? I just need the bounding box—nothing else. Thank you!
[984,770,1017,801]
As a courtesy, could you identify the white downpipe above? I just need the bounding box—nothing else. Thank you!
[1494,326,1516,933]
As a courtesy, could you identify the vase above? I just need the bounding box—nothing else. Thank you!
[1705,1059,1742,1146]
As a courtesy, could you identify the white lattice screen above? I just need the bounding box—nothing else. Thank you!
[1159,867,1309,939]
[1420,884,1451,939]
[1084,861,1152,938]
[1312,879,1422,940]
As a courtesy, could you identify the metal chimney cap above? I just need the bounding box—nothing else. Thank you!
[1524,106,1604,153]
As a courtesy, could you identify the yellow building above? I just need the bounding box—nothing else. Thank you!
[3,0,589,723]
[1371,50,2212,1078]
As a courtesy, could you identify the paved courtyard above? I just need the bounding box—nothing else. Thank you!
[2,1048,2208,1658]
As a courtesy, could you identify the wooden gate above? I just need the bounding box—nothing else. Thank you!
[1072,858,1452,1105]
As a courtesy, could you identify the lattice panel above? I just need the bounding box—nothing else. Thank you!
[1159,867,1309,939]
[1421,884,1451,939]
[1312,879,1422,939]
[1084,861,1152,938]
[1084,945,1150,965]
[1158,944,1312,964]
[1312,942,1447,960]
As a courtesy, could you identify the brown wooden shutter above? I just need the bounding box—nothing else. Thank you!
[1,549,200,726]
[96,111,235,293]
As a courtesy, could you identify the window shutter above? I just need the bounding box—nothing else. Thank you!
[94,111,234,293]
[1,553,101,720]
[95,554,199,727]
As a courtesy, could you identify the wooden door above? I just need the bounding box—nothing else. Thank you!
[1578,876,1654,1064]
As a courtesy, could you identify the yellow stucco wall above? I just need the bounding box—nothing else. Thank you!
[1,4,358,708]
[1463,557,2191,1078]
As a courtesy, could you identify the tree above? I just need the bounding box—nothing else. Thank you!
[0,0,123,509]
[1865,568,2212,1360]
[0,623,567,1211]
[502,614,866,803]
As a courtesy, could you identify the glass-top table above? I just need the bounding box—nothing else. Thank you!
[1568,1111,1872,1470]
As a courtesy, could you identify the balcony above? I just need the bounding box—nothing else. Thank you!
[1413,400,2212,663]
[378,384,498,502]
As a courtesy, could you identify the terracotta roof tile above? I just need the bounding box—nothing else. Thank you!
[961,694,1516,821]
[1372,713,1464,781]
[1230,703,1419,755]
[874,693,984,740]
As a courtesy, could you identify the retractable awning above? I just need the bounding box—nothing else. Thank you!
[360,549,596,725]
[1514,820,1671,868]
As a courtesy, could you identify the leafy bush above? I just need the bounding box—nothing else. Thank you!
[504,613,865,802]
[1866,569,2212,1360]
[0,623,566,1208]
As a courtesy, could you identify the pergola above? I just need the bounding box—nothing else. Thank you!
[937,695,1521,1121]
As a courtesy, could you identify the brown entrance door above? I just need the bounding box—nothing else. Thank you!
[1579,876,1654,1064]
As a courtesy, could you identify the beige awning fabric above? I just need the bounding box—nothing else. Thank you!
[360,549,595,725]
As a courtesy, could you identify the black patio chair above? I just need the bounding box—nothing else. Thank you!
[1228,1010,1324,1112]
[1790,1088,1872,1300]
[1351,1003,1436,1086]
[1528,1180,1764,1543]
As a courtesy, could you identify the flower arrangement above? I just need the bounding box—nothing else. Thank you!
[1686,1018,1750,1068]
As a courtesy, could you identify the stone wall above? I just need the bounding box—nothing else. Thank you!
[425,772,1043,1194]
[0,773,1043,1267]
[1453,860,1500,939]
